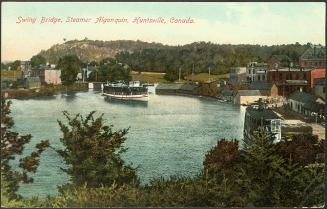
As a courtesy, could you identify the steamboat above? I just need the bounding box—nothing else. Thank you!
[102,80,149,102]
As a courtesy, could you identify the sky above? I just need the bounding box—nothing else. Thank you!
[1,2,326,61]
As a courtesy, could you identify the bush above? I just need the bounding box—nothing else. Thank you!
[56,111,139,189]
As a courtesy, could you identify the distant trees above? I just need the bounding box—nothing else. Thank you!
[1,98,49,200]
[58,55,81,85]
[115,42,309,76]
[30,55,46,67]
[88,58,131,82]
[1,60,22,70]
[56,111,139,189]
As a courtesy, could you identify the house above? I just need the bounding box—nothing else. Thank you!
[246,62,269,82]
[229,67,246,85]
[267,55,292,69]
[234,90,266,105]
[42,69,61,84]
[288,91,325,117]
[299,45,325,68]
[20,61,32,78]
[249,81,278,97]
[313,78,326,100]
[244,104,282,142]
[25,77,41,89]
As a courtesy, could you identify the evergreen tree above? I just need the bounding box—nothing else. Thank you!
[0,98,49,200]
[56,111,139,189]
[240,128,286,206]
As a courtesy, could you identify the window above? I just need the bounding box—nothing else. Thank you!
[323,87,326,93]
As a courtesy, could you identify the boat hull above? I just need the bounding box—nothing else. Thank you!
[102,93,149,102]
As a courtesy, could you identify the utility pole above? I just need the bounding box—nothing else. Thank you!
[192,64,194,82]
[178,67,181,82]
[208,66,211,82]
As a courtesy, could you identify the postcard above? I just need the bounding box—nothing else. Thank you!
[1,1,325,208]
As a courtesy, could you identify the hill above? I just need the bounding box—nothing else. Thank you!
[38,39,168,63]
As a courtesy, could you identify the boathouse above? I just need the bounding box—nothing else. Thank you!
[244,105,282,142]
[155,83,198,95]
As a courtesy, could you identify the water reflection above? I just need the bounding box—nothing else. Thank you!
[60,91,78,102]
[104,97,148,108]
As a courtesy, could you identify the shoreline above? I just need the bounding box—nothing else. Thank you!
[1,83,88,99]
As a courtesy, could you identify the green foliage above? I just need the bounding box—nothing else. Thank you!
[115,42,309,75]
[2,114,324,207]
[56,111,139,189]
[58,55,81,85]
[0,98,49,201]
[30,55,46,67]
[163,68,180,82]
[88,58,131,82]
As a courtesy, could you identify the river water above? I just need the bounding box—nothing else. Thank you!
[9,86,245,198]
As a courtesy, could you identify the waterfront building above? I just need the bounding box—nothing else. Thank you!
[155,83,198,95]
[246,62,269,82]
[25,77,41,89]
[234,90,266,105]
[288,91,325,118]
[249,81,278,97]
[42,69,62,84]
[229,67,247,85]
[313,78,326,100]
[243,102,282,142]
[299,44,326,68]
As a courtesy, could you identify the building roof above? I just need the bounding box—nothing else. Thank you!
[249,81,273,91]
[180,83,199,91]
[269,67,312,72]
[155,83,199,91]
[246,107,280,120]
[289,91,316,104]
[237,90,262,96]
[300,45,326,60]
